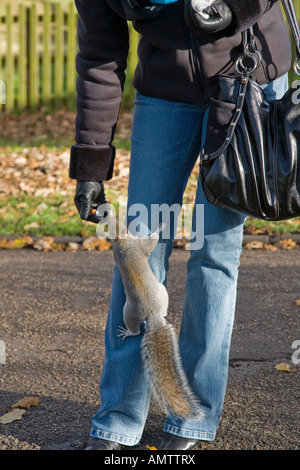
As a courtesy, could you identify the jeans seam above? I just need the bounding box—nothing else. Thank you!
[172,122,202,207]
[90,428,141,446]
[156,119,203,277]
[163,423,216,441]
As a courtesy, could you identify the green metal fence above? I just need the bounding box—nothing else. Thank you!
[0,0,138,112]
[0,0,78,112]
[0,0,299,113]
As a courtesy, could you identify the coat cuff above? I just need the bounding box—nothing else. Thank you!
[223,0,264,35]
[69,144,115,181]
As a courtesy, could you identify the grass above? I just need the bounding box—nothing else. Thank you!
[244,216,300,236]
[0,193,93,237]
[0,187,128,238]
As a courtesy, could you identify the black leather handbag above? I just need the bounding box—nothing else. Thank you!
[200,0,300,221]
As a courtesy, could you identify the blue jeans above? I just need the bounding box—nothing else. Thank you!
[90,74,289,446]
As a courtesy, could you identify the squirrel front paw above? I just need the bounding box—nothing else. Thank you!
[117,325,142,341]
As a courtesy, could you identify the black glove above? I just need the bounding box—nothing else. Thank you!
[74,181,110,224]
[184,0,232,34]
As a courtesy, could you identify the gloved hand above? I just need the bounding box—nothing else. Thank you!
[184,0,232,34]
[74,181,110,224]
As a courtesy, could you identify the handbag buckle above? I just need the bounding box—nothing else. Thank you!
[294,57,300,76]
[235,47,261,74]
[236,29,262,75]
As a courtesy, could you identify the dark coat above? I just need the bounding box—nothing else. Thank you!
[69,0,291,182]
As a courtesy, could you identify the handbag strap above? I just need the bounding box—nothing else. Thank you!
[236,0,300,76]
[238,0,300,75]
[200,0,300,163]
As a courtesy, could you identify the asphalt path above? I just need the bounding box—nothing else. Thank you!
[0,248,299,450]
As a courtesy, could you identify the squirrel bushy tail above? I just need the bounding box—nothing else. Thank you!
[141,316,204,420]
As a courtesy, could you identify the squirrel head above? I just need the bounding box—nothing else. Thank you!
[108,216,160,257]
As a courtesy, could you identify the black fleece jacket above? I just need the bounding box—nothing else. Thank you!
[69,0,291,182]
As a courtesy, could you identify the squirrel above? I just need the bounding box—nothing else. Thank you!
[108,217,204,420]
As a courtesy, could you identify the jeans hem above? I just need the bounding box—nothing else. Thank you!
[163,424,216,442]
[90,428,141,447]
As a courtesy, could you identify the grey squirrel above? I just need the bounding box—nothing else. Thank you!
[108,218,204,420]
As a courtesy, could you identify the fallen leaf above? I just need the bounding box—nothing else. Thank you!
[82,236,98,250]
[244,241,264,250]
[0,408,25,424]
[50,243,66,252]
[295,299,300,306]
[33,239,51,251]
[82,236,111,251]
[80,229,89,238]
[41,236,54,245]
[21,236,34,246]
[146,445,157,450]
[11,396,39,409]
[5,239,27,250]
[65,209,76,217]
[66,242,80,252]
[16,202,28,209]
[36,202,48,213]
[0,239,7,249]
[23,221,40,231]
[263,243,278,251]
[274,238,298,250]
[94,239,112,251]
[274,363,295,373]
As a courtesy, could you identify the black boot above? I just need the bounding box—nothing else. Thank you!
[157,432,201,450]
[83,436,122,450]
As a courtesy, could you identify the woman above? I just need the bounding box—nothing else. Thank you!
[70,0,291,450]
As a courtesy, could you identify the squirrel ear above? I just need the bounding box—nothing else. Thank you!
[108,217,128,240]
[140,232,159,256]
[107,216,117,240]
[154,222,167,235]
